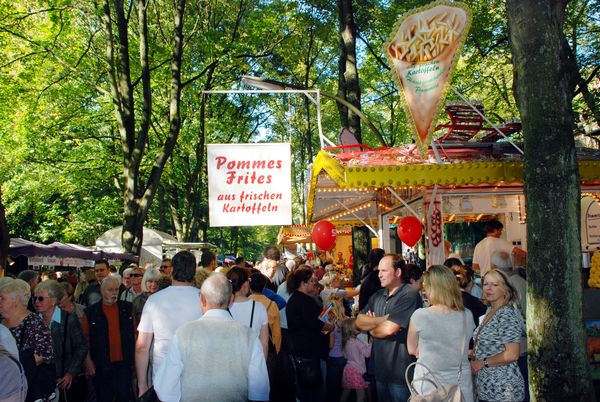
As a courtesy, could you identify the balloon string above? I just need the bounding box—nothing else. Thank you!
[386,187,421,220]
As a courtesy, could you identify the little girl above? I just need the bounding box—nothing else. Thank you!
[340,317,372,402]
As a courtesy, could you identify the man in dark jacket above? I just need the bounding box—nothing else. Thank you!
[83,276,135,402]
[80,259,110,307]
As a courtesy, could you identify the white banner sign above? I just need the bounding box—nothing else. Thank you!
[207,143,292,227]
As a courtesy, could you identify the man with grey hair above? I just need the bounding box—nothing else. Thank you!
[154,273,269,402]
[83,276,135,401]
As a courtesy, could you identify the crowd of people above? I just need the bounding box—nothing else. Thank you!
[0,220,528,402]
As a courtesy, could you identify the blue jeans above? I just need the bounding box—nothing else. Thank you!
[376,381,410,402]
[326,356,346,402]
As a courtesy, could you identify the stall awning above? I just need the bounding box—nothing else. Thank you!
[307,145,600,225]
[277,225,353,245]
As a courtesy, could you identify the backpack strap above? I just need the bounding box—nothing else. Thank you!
[249,300,256,328]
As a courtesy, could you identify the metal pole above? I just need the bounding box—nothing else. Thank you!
[449,85,524,155]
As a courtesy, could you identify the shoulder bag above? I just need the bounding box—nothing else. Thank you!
[405,311,467,402]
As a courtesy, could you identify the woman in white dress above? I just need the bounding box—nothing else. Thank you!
[407,265,475,402]
[226,267,269,358]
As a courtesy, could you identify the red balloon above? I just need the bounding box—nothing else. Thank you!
[311,220,337,251]
[397,216,422,247]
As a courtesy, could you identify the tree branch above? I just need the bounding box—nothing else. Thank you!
[357,33,390,71]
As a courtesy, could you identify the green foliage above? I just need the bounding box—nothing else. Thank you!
[0,0,598,249]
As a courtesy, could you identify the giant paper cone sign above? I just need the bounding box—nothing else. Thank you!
[311,220,337,251]
[397,216,423,247]
[384,1,471,153]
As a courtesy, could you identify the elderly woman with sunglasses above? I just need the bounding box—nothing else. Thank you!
[1,278,55,401]
[34,280,88,401]
[121,266,145,302]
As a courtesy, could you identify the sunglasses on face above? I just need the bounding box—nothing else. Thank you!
[34,296,48,302]
[130,274,143,278]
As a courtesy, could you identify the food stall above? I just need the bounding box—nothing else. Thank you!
[306,141,600,264]
[277,224,355,277]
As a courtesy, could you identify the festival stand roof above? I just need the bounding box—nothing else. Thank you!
[306,144,600,226]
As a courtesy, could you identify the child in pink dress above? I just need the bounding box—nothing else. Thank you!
[340,317,372,402]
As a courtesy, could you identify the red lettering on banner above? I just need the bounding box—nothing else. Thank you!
[214,156,283,171]
[222,202,280,214]
[225,170,273,185]
[217,194,236,201]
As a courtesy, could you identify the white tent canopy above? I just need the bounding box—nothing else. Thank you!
[96,226,178,268]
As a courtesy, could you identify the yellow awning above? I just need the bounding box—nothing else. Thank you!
[307,149,600,224]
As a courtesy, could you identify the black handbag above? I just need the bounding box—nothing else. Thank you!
[19,349,56,402]
[291,355,323,388]
[138,386,159,402]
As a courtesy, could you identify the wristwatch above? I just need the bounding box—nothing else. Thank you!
[483,357,489,368]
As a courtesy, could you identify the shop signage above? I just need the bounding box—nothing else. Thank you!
[207,143,292,227]
[582,196,600,250]
[384,1,471,153]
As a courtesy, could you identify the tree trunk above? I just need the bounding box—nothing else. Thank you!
[100,0,187,254]
[506,1,596,400]
[337,0,362,142]
[0,187,8,274]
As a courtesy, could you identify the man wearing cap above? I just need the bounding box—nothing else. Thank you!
[135,251,202,397]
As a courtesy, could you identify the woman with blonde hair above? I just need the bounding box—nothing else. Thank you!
[0,279,55,402]
[470,269,524,402]
[407,265,475,401]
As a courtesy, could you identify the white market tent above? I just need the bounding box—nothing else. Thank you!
[96,226,178,268]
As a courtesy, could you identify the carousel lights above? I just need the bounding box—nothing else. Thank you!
[583,192,600,204]
[316,187,371,193]
[314,195,373,216]
[326,201,373,221]
[517,195,527,223]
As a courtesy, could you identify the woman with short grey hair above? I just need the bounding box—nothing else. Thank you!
[35,280,88,401]
[1,279,55,401]
[133,268,162,323]
[35,280,66,302]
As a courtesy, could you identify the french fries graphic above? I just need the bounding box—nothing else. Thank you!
[385,2,471,152]
[388,9,464,63]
